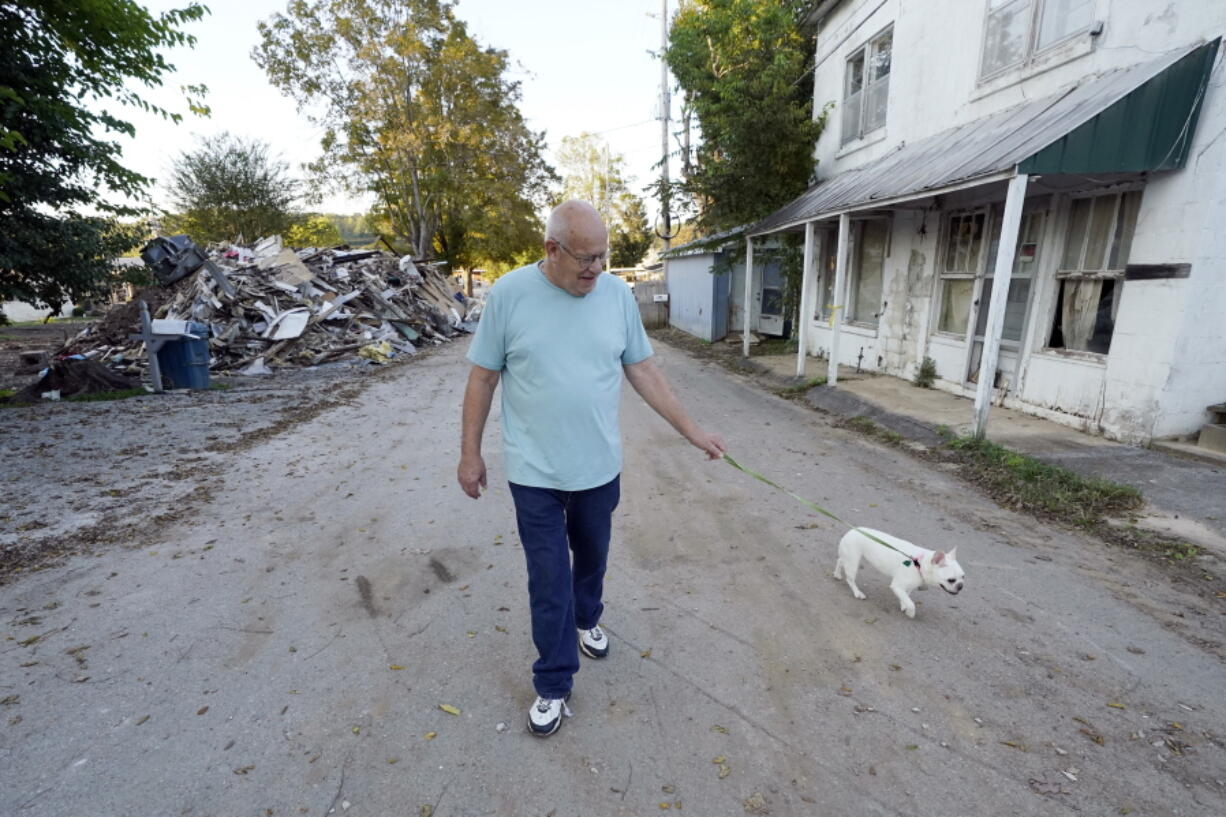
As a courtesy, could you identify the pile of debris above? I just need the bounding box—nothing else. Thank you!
[62,236,475,375]
[9,359,139,404]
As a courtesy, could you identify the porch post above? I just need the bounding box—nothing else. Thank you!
[828,212,850,386]
[742,235,754,358]
[796,221,816,378]
[972,172,1029,439]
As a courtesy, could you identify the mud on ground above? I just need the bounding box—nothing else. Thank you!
[0,353,429,581]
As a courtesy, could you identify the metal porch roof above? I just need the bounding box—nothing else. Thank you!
[750,39,1220,237]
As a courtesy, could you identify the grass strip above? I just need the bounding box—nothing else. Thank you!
[942,435,1142,526]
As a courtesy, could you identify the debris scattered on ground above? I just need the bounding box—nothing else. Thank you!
[742,792,769,814]
[59,236,479,376]
[8,359,138,403]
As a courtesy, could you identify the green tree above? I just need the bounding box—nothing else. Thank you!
[609,193,652,268]
[255,0,554,269]
[1,217,147,322]
[556,132,629,222]
[163,132,301,243]
[666,0,826,232]
[0,1,208,315]
[330,213,379,246]
[286,214,343,248]
[555,132,652,267]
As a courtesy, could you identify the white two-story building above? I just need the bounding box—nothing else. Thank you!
[746,0,1225,445]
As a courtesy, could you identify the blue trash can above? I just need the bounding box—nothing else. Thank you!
[157,322,211,389]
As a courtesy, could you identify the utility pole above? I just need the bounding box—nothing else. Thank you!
[659,0,672,251]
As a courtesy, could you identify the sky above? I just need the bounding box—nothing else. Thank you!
[119,0,678,225]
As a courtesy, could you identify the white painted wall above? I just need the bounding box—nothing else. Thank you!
[800,0,1226,441]
[1146,72,1226,440]
[812,1,1226,175]
[668,253,725,341]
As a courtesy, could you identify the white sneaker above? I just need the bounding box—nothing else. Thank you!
[527,694,572,737]
[578,624,609,659]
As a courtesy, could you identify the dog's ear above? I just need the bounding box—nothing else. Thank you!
[933,550,946,565]
[947,547,958,562]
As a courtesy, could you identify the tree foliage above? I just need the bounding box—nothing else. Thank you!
[556,133,630,223]
[555,132,652,268]
[255,0,555,269]
[286,214,344,248]
[0,0,208,312]
[666,0,825,231]
[164,132,301,243]
[0,216,147,320]
[609,194,652,268]
[329,213,379,247]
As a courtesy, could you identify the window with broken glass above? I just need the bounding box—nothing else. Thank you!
[841,27,892,145]
[980,0,1094,81]
[1046,191,1140,355]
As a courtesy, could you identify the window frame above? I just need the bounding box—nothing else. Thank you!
[974,207,1044,347]
[934,208,990,339]
[841,25,893,146]
[1042,189,1142,357]
[845,216,891,328]
[813,226,839,324]
[978,0,1094,83]
[933,204,1043,344]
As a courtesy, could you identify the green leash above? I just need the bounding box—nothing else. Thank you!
[722,454,916,567]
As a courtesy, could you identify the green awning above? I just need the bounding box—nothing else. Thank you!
[1020,38,1219,174]
[751,39,1222,237]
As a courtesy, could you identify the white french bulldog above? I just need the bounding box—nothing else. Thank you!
[833,527,965,618]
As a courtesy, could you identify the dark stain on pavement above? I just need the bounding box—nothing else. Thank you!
[429,558,455,583]
[355,575,377,617]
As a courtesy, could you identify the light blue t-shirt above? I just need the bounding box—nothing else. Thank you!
[467,262,654,491]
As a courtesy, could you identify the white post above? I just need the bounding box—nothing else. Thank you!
[796,221,816,378]
[828,212,850,385]
[742,235,754,357]
[972,172,1029,439]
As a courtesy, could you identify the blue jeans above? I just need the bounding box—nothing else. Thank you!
[509,475,621,698]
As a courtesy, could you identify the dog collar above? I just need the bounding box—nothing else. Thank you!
[903,554,923,574]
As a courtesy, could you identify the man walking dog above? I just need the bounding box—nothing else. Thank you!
[458,200,726,736]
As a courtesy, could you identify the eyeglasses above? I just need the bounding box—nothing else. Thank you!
[551,238,607,270]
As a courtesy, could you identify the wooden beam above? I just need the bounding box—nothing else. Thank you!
[742,236,754,358]
[796,221,816,378]
[828,212,850,385]
[972,173,1029,439]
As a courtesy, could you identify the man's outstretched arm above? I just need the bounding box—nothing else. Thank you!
[624,357,726,460]
[458,364,501,498]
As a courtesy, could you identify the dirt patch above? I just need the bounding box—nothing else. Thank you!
[648,327,803,388]
[0,354,429,583]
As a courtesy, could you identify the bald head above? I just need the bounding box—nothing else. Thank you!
[541,200,609,297]
[545,200,607,247]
